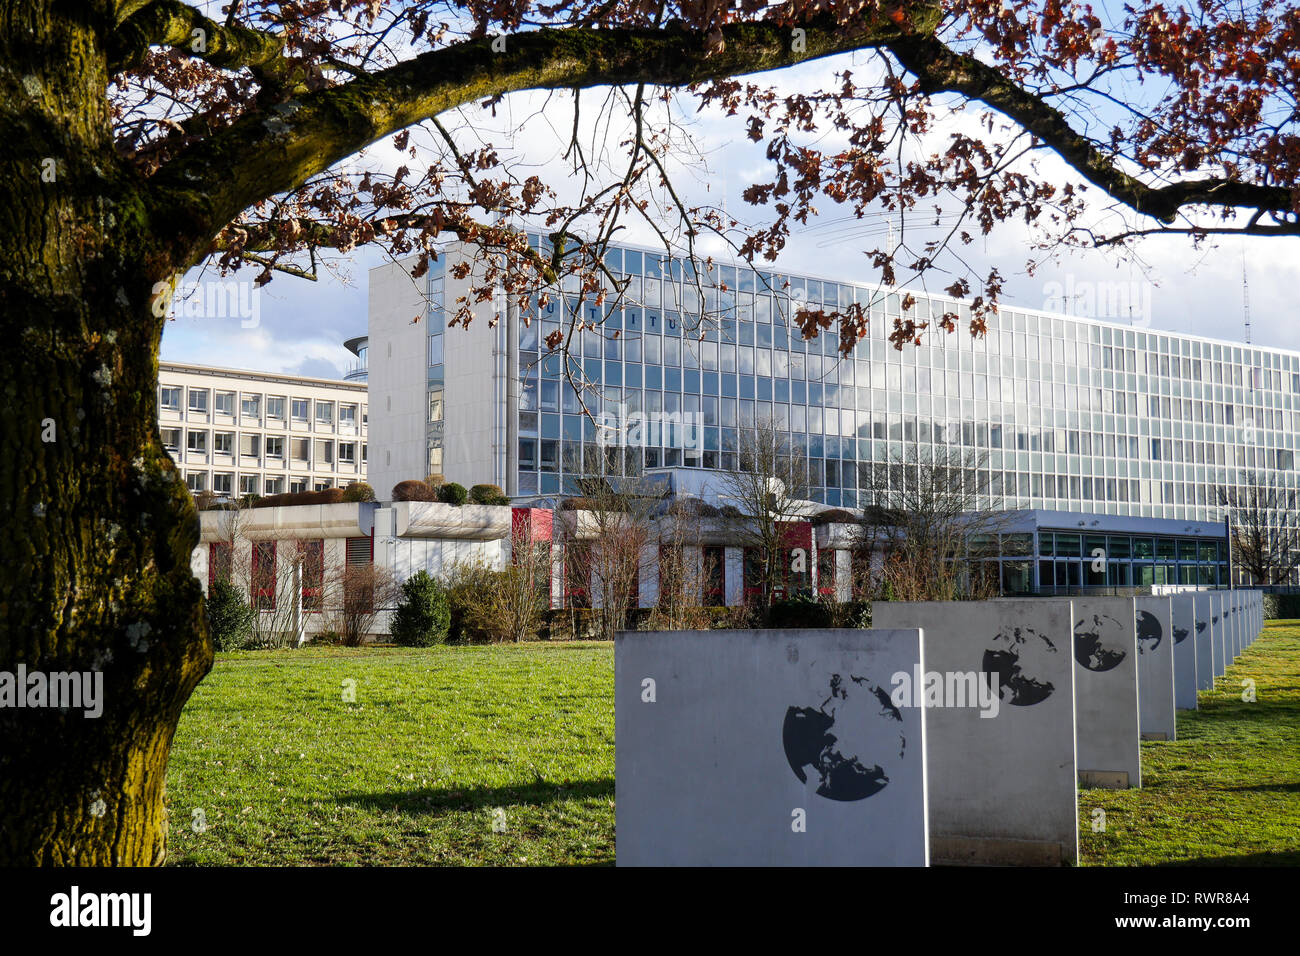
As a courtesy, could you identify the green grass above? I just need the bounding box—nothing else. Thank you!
[164,642,616,866]
[166,624,1300,866]
[1079,619,1300,866]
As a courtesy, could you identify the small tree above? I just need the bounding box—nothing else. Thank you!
[716,417,812,614]
[329,563,402,647]
[389,571,451,647]
[858,446,1007,602]
[205,579,256,652]
[1218,472,1300,586]
[566,472,657,641]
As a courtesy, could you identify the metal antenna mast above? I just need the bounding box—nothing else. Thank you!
[1242,247,1252,345]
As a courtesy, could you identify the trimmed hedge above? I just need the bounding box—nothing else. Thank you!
[341,481,375,503]
[1266,593,1300,620]
[252,487,344,508]
[666,497,720,517]
[810,508,859,526]
[437,481,468,506]
[392,479,438,502]
[469,483,509,506]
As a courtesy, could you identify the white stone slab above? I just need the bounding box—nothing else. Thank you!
[1135,596,1176,740]
[1072,597,1141,789]
[616,629,929,866]
[872,600,1077,865]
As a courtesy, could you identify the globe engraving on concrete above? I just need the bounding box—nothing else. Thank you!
[782,673,905,802]
[1074,613,1128,671]
[1136,610,1163,655]
[982,625,1058,706]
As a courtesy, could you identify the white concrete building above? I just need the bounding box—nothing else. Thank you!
[158,361,368,498]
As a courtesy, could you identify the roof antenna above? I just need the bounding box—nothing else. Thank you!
[1241,245,1252,345]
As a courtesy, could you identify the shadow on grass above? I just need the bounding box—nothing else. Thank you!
[1155,850,1300,866]
[1221,781,1300,793]
[337,778,614,815]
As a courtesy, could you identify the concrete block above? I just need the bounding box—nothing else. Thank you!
[616,629,929,866]
[1172,594,1199,708]
[1072,597,1141,789]
[872,600,1077,866]
[1135,596,1176,741]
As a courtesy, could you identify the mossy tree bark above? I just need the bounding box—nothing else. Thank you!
[0,0,211,865]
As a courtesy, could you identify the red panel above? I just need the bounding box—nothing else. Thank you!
[511,507,553,543]
[776,520,812,550]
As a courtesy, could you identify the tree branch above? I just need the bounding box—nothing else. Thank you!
[148,12,941,258]
[885,33,1295,224]
[111,0,286,75]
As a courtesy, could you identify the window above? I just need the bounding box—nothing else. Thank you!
[291,398,309,422]
[160,428,181,453]
[212,472,233,495]
[160,386,181,411]
[214,391,235,415]
[361,443,367,463]
[251,542,276,610]
[299,540,324,611]
[264,476,284,495]
[338,442,356,464]
[315,401,334,427]
[315,439,333,465]
[185,472,206,492]
[241,394,261,419]
[291,438,310,462]
[188,389,208,413]
[238,474,259,496]
[187,431,208,454]
[290,477,309,493]
[213,431,233,455]
[266,396,286,419]
[239,433,259,458]
[265,436,284,458]
[340,404,357,429]
[208,541,233,588]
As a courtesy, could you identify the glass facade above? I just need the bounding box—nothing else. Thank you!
[424,235,1298,579]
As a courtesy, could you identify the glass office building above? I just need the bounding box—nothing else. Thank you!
[368,234,1300,589]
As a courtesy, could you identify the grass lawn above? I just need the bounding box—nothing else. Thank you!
[1078,619,1300,865]
[164,642,616,865]
[166,623,1300,866]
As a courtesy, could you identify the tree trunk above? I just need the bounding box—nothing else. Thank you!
[0,1,212,864]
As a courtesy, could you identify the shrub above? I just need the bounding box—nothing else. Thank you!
[253,488,344,508]
[392,479,438,502]
[666,497,719,517]
[438,481,468,506]
[389,571,451,646]
[206,578,256,651]
[425,473,446,492]
[719,504,744,519]
[810,508,858,526]
[1268,593,1300,619]
[341,481,375,503]
[469,483,509,506]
